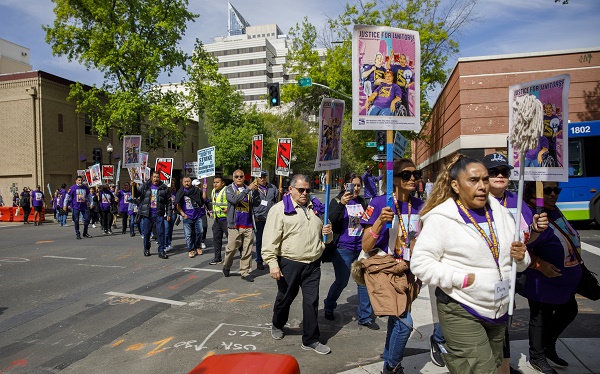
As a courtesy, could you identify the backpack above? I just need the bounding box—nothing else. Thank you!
[20,194,30,207]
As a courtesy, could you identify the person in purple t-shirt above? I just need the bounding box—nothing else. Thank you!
[99,184,115,235]
[362,165,383,203]
[64,176,92,239]
[364,69,403,116]
[361,158,425,374]
[116,183,132,234]
[520,181,582,373]
[323,172,377,329]
[223,169,258,282]
[175,177,204,259]
[31,185,45,226]
[57,183,68,227]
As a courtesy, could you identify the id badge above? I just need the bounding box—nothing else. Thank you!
[261,200,268,206]
[494,280,509,301]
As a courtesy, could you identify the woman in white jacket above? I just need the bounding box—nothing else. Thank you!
[411,154,530,374]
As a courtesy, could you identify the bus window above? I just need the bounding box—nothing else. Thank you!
[568,140,582,177]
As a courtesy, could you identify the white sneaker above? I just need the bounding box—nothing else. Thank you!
[92,224,96,228]
[165,245,171,252]
[201,242,206,249]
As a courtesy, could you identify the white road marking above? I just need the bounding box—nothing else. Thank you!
[43,255,87,260]
[105,291,186,306]
[582,241,600,256]
[78,264,126,269]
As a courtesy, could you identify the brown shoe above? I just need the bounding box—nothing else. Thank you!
[196,248,203,255]
[188,250,196,258]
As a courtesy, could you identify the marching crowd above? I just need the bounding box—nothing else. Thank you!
[15,152,590,374]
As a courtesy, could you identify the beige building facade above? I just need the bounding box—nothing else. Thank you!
[0,71,204,201]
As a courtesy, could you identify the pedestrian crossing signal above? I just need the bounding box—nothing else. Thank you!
[268,83,280,107]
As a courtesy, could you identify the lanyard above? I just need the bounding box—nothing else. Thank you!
[548,216,581,263]
[456,200,502,275]
[393,194,411,259]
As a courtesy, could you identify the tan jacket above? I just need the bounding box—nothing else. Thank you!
[360,255,418,317]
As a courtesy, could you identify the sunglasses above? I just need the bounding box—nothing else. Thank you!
[393,170,422,181]
[488,168,510,178]
[543,187,562,195]
[292,187,311,194]
[233,175,244,179]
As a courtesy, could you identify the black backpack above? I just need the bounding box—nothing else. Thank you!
[20,194,30,207]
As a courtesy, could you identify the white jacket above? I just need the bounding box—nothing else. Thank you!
[411,197,530,319]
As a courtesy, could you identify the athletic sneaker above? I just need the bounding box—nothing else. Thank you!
[209,259,223,265]
[430,335,446,367]
[201,242,206,249]
[92,224,97,228]
[301,342,331,355]
[271,326,285,340]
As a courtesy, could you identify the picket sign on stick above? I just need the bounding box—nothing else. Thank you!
[323,170,331,242]
[386,130,394,229]
[278,175,283,201]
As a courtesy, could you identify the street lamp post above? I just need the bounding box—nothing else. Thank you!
[107,143,113,165]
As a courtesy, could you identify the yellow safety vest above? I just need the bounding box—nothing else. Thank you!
[211,188,227,218]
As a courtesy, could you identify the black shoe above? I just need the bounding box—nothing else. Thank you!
[530,358,558,374]
[209,259,223,265]
[429,335,446,367]
[158,252,168,259]
[324,311,334,321]
[122,230,126,234]
[130,233,135,237]
[358,321,380,330]
[76,235,81,240]
[382,362,404,374]
[544,350,568,367]
[257,263,265,270]
[241,275,254,282]
[223,267,230,277]
[83,234,93,238]
[509,365,522,374]
[144,249,150,257]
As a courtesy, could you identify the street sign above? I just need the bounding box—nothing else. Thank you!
[393,131,409,159]
[371,154,386,162]
[297,77,312,87]
[365,141,376,147]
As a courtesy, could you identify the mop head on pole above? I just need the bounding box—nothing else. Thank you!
[509,94,544,152]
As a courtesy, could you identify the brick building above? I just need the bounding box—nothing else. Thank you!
[0,71,204,199]
[414,47,600,179]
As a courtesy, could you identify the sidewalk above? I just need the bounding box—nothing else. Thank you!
[337,285,600,374]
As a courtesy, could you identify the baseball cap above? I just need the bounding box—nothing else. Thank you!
[482,153,514,170]
[192,179,201,186]
[260,170,268,176]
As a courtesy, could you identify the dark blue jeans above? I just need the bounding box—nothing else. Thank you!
[384,312,413,370]
[323,247,374,324]
[432,322,446,344]
[72,208,90,237]
[254,219,266,264]
[129,213,142,235]
[182,217,203,251]
[165,213,177,247]
[142,215,165,254]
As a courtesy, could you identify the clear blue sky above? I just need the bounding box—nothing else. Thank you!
[1,0,598,89]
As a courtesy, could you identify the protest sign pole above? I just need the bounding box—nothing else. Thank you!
[386,130,394,229]
[278,175,283,200]
[323,170,331,241]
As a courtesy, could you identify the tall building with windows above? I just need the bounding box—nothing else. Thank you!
[205,2,296,106]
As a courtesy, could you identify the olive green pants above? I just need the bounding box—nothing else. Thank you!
[437,299,506,374]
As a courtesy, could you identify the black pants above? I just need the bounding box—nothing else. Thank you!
[22,207,31,222]
[201,214,208,242]
[212,218,227,261]
[272,257,321,346]
[528,296,578,360]
[121,212,129,232]
[100,209,113,232]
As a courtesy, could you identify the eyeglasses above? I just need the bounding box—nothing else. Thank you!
[393,170,422,181]
[488,168,510,178]
[292,186,311,194]
[233,175,244,179]
[543,187,562,195]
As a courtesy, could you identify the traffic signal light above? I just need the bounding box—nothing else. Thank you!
[92,147,102,164]
[376,131,386,154]
[267,82,280,107]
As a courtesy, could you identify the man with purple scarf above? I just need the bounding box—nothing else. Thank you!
[222,170,258,282]
[262,174,333,355]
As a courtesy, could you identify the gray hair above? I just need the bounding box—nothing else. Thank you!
[290,174,310,186]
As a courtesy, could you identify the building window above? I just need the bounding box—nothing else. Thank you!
[167,134,180,150]
[84,114,96,135]
[58,113,64,132]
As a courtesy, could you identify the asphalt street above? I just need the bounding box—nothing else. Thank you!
[0,205,599,374]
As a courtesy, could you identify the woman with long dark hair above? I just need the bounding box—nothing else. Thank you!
[411,154,529,374]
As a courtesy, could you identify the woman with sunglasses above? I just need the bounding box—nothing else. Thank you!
[323,172,377,329]
[519,181,582,374]
[360,158,424,374]
[411,154,529,374]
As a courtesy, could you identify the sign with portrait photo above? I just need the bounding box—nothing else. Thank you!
[122,135,141,168]
[315,98,345,171]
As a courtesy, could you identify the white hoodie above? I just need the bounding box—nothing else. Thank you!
[411,197,530,319]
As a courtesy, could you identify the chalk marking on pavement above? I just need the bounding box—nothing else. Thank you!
[183,267,239,274]
[195,323,270,351]
[36,240,54,244]
[79,264,126,269]
[105,291,186,306]
[582,241,600,256]
[43,255,87,261]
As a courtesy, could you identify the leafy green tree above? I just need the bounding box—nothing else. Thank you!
[284,0,479,172]
[43,0,198,147]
